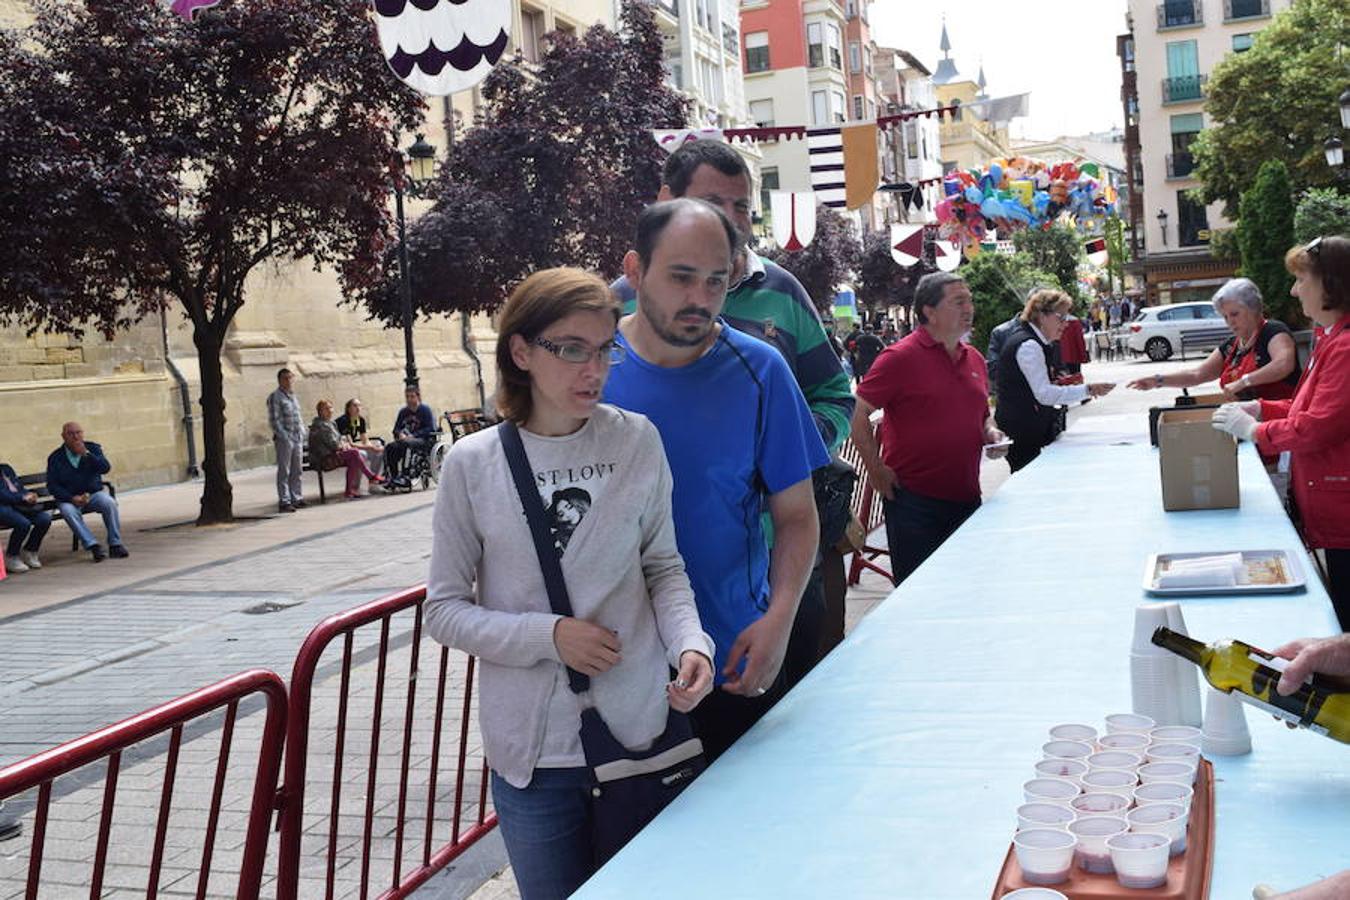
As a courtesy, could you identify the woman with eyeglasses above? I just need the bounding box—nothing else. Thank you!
[1213,236,1350,629]
[423,267,714,899]
[994,288,1116,472]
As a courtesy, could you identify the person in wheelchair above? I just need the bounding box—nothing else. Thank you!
[384,386,437,491]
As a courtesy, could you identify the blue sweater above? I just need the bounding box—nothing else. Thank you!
[393,404,437,440]
[0,464,34,507]
[45,442,112,502]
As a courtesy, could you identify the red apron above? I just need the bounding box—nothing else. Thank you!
[1218,321,1297,402]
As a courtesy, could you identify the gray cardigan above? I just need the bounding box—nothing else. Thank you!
[423,405,713,788]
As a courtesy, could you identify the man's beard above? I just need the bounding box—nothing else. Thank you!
[641,302,714,348]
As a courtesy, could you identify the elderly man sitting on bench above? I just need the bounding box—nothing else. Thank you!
[46,422,127,563]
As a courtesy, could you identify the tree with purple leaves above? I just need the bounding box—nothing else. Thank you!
[0,0,425,524]
[356,0,688,323]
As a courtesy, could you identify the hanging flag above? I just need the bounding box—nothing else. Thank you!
[373,0,511,97]
[890,224,924,268]
[1085,236,1110,267]
[934,238,962,273]
[842,123,879,211]
[966,93,1031,126]
[170,0,221,21]
[653,129,725,153]
[771,191,816,252]
[807,128,847,209]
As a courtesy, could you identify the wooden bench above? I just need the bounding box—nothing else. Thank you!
[1,473,118,553]
[1178,326,1232,361]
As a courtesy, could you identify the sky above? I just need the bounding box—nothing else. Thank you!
[868,1,1128,141]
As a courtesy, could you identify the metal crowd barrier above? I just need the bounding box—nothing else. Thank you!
[838,417,891,585]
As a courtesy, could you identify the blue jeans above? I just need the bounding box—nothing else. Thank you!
[58,490,121,550]
[882,487,979,587]
[0,505,51,557]
[490,767,593,900]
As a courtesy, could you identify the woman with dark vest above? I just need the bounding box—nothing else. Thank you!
[1128,277,1299,401]
[995,289,1115,472]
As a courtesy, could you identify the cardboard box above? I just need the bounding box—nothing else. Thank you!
[1188,391,1229,406]
[1157,408,1240,511]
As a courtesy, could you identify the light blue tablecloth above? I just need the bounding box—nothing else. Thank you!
[576,428,1347,899]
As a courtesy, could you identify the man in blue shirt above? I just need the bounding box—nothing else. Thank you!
[384,386,436,490]
[46,422,126,562]
[604,199,828,760]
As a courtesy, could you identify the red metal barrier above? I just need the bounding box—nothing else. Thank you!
[276,585,497,900]
[838,418,891,585]
[0,669,287,900]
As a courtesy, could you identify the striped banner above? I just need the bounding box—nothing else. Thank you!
[807,127,846,209]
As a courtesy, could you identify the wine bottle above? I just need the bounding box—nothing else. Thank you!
[1151,627,1350,744]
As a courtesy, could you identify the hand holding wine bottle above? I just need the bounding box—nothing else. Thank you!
[1273,634,1350,696]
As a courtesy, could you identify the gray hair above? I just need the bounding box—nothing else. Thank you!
[1212,277,1263,314]
[914,272,966,325]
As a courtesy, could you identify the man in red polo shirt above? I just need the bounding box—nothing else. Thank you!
[849,272,1008,585]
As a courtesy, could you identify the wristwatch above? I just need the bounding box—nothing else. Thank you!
[1154,374,1164,388]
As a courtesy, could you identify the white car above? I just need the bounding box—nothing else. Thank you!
[1124,301,1231,362]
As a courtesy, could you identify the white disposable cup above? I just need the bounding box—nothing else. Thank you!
[1138,761,1197,786]
[1017,802,1077,831]
[1105,713,1156,734]
[1035,758,1089,786]
[1127,801,1189,856]
[1068,815,1129,874]
[1049,723,1098,744]
[1133,781,1193,810]
[1024,777,1081,804]
[1071,792,1131,817]
[1150,725,1202,747]
[1097,732,1150,753]
[1146,742,1202,767]
[1081,768,1137,800]
[1087,750,1144,773]
[1107,831,1172,889]
[1042,739,1094,761]
[1000,890,1069,900]
[1013,828,1078,886]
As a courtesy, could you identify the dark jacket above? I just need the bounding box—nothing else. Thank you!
[986,315,1023,385]
[0,464,36,507]
[393,404,437,440]
[308,418,343,470]
[994,324,1059,448]
[45,441,111,502]
[334,413,369,441]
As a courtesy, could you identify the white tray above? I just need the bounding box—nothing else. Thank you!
[1143,549,1308,596]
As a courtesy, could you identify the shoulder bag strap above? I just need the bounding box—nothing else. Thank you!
[499,421,591,694]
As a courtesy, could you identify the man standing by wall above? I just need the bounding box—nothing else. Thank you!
[267,367,306,513]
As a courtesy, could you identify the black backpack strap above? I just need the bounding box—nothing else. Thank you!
[499,421,590,694]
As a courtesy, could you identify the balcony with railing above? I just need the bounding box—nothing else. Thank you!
[1163,74,1207,104]
[1157,0,1202,29]
[645,0,678,19]
[1166,152,1196,179]
[1225,0,1270,19]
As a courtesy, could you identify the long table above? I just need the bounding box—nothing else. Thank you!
[576,416,1347,898]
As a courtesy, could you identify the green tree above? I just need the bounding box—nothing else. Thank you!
[964,252,1059,355]
[1102,216,1129,294]
[765,206,861,312]
[1294,188,1350,243]
[1012,224,1083,297]
[1189,0,1350,217]
[1236,160,1298,325]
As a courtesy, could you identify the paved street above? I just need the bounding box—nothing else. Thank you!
[0,351,1211,899]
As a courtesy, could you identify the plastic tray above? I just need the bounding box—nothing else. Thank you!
[1143,550,1306,597]
[992,759,1215,900]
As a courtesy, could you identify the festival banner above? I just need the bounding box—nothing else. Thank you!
[770,191,816,252]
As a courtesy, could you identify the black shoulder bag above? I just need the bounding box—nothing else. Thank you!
[499,421,706,866]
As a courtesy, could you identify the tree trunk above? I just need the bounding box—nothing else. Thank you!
[194,323,234,525]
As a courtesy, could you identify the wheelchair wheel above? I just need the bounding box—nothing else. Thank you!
[428,442,450,484]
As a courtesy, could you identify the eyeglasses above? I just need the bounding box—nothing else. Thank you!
[1306,236,1324,258]
[532,336,626,366]
[1051,312,1069,322]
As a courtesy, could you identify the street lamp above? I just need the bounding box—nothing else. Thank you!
[1326,136,1345,169]
[1157,208,1169,248]
[392,133,438,390]
[1340,88,1350,130]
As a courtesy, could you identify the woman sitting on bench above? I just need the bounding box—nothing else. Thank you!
[308,401,385,499]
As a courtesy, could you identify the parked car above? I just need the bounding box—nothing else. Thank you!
[1124,301,1229,361]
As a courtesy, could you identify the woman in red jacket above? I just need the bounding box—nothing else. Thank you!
[1213,236,1350,629]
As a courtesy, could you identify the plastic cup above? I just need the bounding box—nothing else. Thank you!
[1202,687,1252,756]
[1087,750,1144,773]
[1070,792,1130,817]
[1150,725,1202,747]
[1001,891,1069,900]
[1035,758,1088,786]
[1097,732,1150,753]
[1024,777,1081,804]
[1017,802,1077,831]
[1127,801,1189,856]
[1068,815,1129,874]
[1013,828,1078,886]
[1133,781,1193,809]
[1107,831,1172,889]
[1081,768,1137,800]
[1049,723,1098,744]
[1145,742,1201,767]
[1042,739,1094,761]
[1138,761,1197,786]
[1105,713,1156,734]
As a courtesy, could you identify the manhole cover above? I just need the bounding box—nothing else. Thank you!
[243,601,297,615]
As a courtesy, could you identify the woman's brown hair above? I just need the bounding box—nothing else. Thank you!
[495,268,621,424]
[1285,235,1350,313]
[1019,288,1073,323]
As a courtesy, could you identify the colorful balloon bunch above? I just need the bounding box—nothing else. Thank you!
[934,157,1117,256]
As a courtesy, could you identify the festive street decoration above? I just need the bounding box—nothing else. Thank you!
[890,223,925,268]
[842,124,880,211]
[771,191,817,252]
[934,237,962,272]
[372,0,511,96]
[1085,236,1110,267]
[653,128,725,152]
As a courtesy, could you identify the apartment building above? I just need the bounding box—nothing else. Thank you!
[874,48,944,223]
[1121,0,1291,306]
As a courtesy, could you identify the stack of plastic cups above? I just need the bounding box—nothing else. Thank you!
[1165,604,1203,727]
[1130,604,1181,726]
[1201,688,1252,756]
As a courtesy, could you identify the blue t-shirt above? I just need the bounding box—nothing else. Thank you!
[603,323,829,682]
